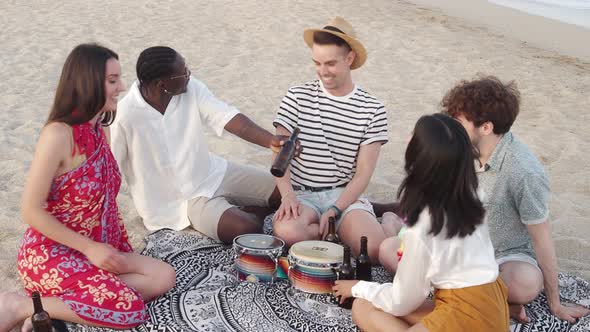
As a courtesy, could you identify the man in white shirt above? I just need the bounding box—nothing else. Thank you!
[112,46,284,244]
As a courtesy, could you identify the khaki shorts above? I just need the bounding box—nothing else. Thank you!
[187,162,276,240]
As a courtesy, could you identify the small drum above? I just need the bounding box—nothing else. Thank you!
[233,234,284,283]
[288,240,343,294]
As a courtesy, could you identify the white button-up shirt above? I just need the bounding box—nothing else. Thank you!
[111,78,239,231]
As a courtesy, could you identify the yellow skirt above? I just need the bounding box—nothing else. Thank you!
[422,278,509,332]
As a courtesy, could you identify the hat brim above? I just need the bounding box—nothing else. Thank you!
[303,28,367,70]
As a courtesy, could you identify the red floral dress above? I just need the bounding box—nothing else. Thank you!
[17,122,149,328]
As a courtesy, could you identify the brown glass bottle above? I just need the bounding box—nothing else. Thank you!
[337,245,354,309]
[270,127,300,177]
[355,236,372,281]
[31,291,52,332]
[324,217,340,244]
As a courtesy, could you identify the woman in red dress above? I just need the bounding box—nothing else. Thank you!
[0,44,176,331]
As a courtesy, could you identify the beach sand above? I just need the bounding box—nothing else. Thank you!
[0,0,589,322]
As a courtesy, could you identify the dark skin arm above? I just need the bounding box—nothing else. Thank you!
[224,113,283,152]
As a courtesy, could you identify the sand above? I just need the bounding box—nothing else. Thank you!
[1,0,589,315]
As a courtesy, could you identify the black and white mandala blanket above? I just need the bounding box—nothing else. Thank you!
[66,227,590,332]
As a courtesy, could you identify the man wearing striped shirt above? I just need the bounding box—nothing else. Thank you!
[272,17,391,262]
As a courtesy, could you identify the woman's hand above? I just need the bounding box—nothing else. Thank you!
[333,280,359,304]
[84,242,126,274]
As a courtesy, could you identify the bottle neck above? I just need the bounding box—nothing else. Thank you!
[343,247,351,264]
[328,218,336,234]
[290,128,300,142]
[32,293,44,313]
[360,237,368,254]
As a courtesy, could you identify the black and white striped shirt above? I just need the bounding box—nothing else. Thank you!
[273,80,388,187]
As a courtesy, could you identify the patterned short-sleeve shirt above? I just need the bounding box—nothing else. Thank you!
[477,132,550,259]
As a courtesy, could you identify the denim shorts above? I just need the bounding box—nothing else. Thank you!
[295,187,375,230]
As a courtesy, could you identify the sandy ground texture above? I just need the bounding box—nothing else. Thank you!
[1,0,589,319]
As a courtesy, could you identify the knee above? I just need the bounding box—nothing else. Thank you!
[160,263,176,294]
[219,215,263,244]
[361,233,385,265]
[235,217,264,235]
[378,239,399,273]
[501,268,542,304]
[273,220,313,247]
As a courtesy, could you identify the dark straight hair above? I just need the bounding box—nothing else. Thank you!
[47,43,119,126]
[397,113,485,238]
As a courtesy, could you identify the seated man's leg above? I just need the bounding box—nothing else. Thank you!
[371,201,400,218]
[218,161,280,219]
[498,255,543,322]
[189,161,279,244]
[189,195,264,244]
[272,204,320,246]
[338,200,386,264]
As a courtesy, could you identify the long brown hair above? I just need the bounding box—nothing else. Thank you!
[47,43,119,126]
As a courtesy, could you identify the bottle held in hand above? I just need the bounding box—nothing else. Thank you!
[31,291,53,332]
[337,245,354,309]
[355,236,372,281]
[270,127,300,177]
[324,217,340,244]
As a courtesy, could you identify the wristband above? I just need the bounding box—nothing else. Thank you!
[328,204,342,218]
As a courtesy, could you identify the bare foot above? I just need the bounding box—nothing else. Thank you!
[509,304,531,323]
[381,212,403,237]
[0,292,29,332]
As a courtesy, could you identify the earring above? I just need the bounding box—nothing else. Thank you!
[163,88,172,95]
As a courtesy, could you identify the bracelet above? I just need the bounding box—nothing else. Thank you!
[328,205,342,218]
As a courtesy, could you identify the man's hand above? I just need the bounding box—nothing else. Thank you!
[270,135,302,155]
[332,280,359,304]
[318,208,337,239]
[274,192,300,222]
[549,302,589,324]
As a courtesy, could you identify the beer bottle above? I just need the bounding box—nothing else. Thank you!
[355,236,372,281]
[270,127,300,177]
[31,291,52,332]
[324,217,340,244]
[337,245,354,309]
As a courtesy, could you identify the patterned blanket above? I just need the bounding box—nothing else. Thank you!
[67,227,590,332]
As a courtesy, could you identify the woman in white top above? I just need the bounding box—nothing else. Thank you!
[333,113,509,331]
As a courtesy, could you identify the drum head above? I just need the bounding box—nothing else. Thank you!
[289,240,343,264]
[234,234,284,250]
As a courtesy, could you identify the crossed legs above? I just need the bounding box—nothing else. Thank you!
[1,252,175,332]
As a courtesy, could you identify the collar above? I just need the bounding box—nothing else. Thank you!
[130,80,180,117]
[483,132,513,172]
[318,79,357,100]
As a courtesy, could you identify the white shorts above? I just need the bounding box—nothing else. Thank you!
[496,253,541,273]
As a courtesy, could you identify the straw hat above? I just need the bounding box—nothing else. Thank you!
[303,16,367,70]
